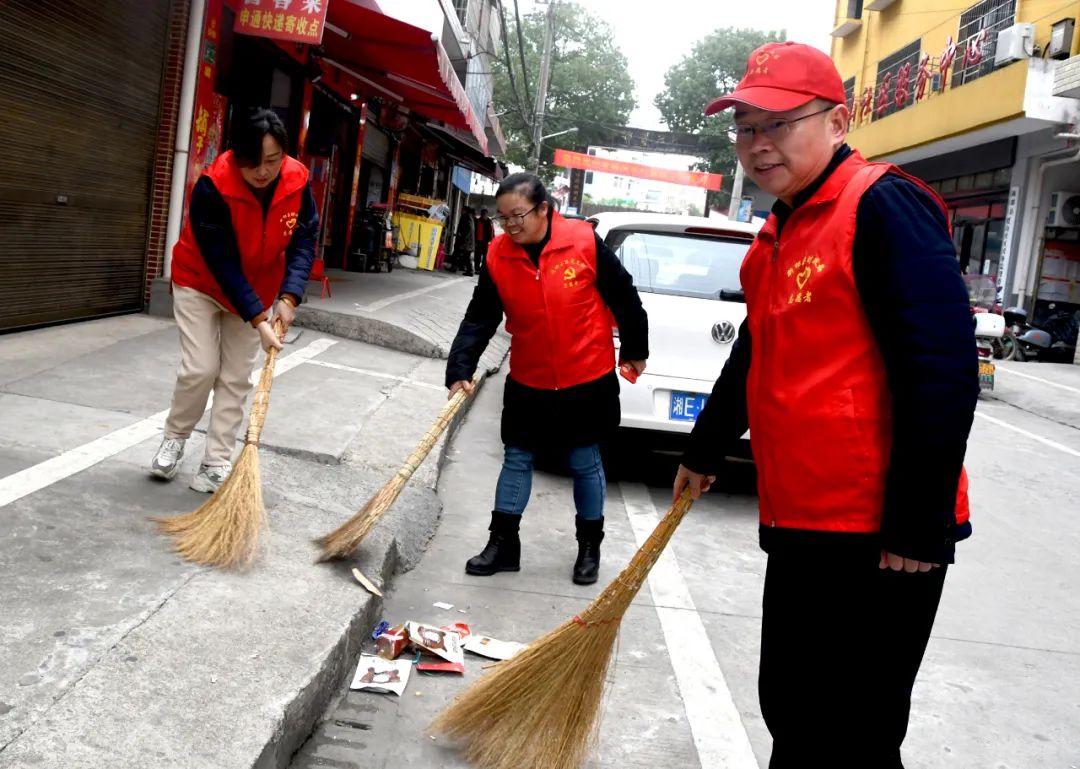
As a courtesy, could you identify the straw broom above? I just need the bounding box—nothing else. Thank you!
[430,489,695,769]
[153,320,285,569]
[315,375,480,562]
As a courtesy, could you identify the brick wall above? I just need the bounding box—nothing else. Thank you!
[145,0,193,304]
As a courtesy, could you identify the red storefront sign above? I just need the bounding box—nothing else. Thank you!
[915,53,932,102]
[234,0,328,45]
[553,149,723,191]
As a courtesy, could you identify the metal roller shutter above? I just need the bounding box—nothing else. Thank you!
[0,1,170,331]
[361,124,390,166]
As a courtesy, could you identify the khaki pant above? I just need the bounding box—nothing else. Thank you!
[164,285,262,466]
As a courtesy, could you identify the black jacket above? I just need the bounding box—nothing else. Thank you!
[683,145,978,564]
[446,216,649,450]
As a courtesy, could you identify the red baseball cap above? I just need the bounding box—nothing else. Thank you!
[705,41,846,115]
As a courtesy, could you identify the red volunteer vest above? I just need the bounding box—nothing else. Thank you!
[741,151,971,533]
[171,150,309,314]
[486,212,615,389]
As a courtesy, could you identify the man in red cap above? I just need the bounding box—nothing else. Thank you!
[673,41,979,767]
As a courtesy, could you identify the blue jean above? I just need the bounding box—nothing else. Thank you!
[493,444,606,520]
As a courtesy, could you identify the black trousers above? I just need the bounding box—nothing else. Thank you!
[474,241,489,273]
[759,543,947,769]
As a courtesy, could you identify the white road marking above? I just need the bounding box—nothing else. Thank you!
[353,278,467,312]
[0,338,338,508]
[304,359,443,391]
[618,482,759,769]
[974,411,1080,458]
[994,365,1080,396]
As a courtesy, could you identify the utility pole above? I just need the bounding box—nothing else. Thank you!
[530,0,556,174]
[726,161,746,220]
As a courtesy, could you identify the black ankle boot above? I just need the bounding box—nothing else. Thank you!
[573,516,604,585]
[465,511,521,576]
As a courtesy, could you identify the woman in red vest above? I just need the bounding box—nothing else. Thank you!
[446,173,649,584]
[150,108,319,493]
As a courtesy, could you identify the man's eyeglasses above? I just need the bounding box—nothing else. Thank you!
[732,106,836,143]
[493,204,539,227]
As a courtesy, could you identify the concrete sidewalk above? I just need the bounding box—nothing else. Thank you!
[295,268,485,359]
[0,268,508,768]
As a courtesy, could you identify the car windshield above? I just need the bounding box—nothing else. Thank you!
[605,229,751,299]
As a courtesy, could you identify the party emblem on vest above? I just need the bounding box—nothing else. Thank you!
[552,258,587,288]
[280,211,299,238]
[785,254,825,305]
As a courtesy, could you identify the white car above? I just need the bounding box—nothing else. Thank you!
[590,212,762,446]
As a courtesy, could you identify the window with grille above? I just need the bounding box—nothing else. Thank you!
[453,0,469,26]
[843,76,856,128]
[873,41,920,121]
[952,0,1016,88]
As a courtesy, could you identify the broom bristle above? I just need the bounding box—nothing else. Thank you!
[314,475,407,562]
[431,491,695,769]
[152,444,267,569]
[431,613,621,769]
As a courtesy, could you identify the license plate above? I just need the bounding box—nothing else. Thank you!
[979,360,995,391]
[670,391,708,422]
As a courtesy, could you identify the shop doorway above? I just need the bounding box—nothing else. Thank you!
[951,200,1006,284]
[304,88,360,269]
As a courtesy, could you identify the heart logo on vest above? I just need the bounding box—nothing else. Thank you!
[281,212,298,237]
[795,267,812,290]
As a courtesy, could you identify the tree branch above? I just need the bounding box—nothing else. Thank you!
[512,0,533,103]
[496,0,532,130]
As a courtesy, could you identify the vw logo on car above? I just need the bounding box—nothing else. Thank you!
[711,320,736,344]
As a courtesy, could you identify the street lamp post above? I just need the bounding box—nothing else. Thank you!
[532,126,578,173]
[529,0,556,173]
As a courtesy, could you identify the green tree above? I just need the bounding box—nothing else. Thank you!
[492,2,636,176]
[654,27,785,210]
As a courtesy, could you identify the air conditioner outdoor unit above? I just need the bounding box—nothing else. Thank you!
[1048,190,1080,226]
[995,23,1035,66]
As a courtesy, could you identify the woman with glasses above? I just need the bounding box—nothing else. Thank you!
[445,172,648,585]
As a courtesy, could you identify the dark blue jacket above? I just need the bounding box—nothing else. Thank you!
[683,145,978,564]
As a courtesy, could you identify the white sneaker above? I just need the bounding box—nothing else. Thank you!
[151,437,186,480]
[189,463,232,493]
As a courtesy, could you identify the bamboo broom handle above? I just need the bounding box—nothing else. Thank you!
[577,488,694,626]
[244,319,285,447]
[395,375,480,481]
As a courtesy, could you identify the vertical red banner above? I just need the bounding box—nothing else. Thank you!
[184,0,225,218]
[343,103,368,259]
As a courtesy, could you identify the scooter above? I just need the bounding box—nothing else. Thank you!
[966,275,1002,390]
[1012,304,1080,362]
[972,309,1001,392]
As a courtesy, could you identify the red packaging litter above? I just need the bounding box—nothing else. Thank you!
[374,625,408,660]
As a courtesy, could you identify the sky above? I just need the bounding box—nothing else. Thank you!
[516,0,836,129]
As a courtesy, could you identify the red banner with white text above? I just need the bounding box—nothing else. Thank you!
[234,0,328,45]
[553,148,723,191]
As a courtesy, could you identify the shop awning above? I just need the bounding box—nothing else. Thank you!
[323,2,489,155]
[414,121,506,181]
